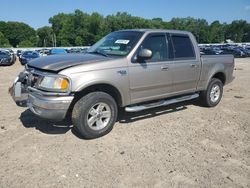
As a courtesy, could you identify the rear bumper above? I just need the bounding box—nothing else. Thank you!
[27,93,73,121]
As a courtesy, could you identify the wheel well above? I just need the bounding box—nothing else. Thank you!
[65,84,123,121]
[75,84,122,106]
[212,72,226,85]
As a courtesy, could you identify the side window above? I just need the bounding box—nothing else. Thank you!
[140,35,168,62]
[171,34,195,59]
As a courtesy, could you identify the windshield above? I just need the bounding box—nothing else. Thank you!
[87,31,143,56]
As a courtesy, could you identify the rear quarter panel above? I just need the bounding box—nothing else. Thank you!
[198,55,234,90]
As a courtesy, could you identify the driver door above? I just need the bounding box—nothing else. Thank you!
[128,33,173,104]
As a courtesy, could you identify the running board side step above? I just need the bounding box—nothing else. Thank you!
[125,93,199,112]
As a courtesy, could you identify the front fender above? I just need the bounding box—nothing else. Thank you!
[66,68,131,106]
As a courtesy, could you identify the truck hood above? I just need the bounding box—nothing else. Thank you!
[27,53,110,72]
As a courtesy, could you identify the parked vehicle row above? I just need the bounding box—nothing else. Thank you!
[2,43,248,67]
[18,48,70,65]
[66,47,89,53]
[200,44,250,57]
[2,47,92,66]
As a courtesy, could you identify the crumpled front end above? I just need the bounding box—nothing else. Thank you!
[9,70,29,107]
[9,67,74,121]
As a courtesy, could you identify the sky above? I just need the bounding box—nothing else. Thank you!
[0,0,250,29]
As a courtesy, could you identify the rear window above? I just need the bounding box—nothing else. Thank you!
[171,34,195,59]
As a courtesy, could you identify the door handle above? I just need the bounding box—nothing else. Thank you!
[190,64,197,68]
[161,66,169,71]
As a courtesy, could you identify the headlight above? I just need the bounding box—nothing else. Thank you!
[38,76,70,92]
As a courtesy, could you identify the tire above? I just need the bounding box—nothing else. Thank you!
[72,92,118,139]
[200,78,223,107]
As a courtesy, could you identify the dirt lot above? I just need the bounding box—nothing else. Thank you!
[0,58,249,188]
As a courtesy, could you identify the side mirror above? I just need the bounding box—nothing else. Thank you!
[138,49,152,60]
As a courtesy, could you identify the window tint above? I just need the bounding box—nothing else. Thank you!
[171,35,195,59]
[141,35,168,61]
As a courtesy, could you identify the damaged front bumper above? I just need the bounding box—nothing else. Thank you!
[9,71,73,121]
[27,92,73,121]
[9,71,29,107]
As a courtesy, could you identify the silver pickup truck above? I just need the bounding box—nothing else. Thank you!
[10,29,234,138]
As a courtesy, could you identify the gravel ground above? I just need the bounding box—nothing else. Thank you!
[0,58,249,188]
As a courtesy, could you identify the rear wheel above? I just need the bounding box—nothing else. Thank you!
[200,78,223,107]
[72,92,118,139]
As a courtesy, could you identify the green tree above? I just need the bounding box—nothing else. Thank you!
[49,13,69,36]
[46,10,250,46]
[225,20,249,42]
[208,21,225,43]
[37,26,53,47]
[0,21,7,35]
[60,39,72,47]
[19,40,35,47]
[169,17,209,43]
[2,11,250,47]
[242,24,250,42]
[89,12,106,41]
[75,36,83,46]
[0,31,11,47]
[3,22,36,47]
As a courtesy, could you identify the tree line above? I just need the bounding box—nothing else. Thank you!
[0,9,250,48]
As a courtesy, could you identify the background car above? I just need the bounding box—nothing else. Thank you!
[200,48,219,55]
[221,48,246,58]
[200,44,249,58]
[19,51,40,65]
[0,50,13,66]
[67,47,89,53]
[49,48,67,55]
[38,48,50,56]
[239,47,250,57]
[16,50,23,58]
[6,49,16,64]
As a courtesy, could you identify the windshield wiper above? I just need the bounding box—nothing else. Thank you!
[87,50,108,57]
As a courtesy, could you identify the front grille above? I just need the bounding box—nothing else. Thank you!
[25,68,41,88]
[27,73,39,87]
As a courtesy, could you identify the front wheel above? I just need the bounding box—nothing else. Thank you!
[200,78,223,107]
[72,92,118,139]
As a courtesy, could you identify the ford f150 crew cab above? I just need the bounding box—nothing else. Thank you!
[10,29,235,138]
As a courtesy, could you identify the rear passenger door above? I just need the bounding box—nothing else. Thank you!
[169,33,200,94]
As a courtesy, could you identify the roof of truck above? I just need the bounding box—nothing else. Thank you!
[117,29,192,35]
